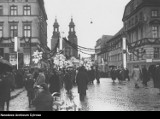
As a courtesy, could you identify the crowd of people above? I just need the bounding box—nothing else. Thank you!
[0,65,100,111]
[110,65,160,93]
[1,63,160,111]
[0,69,26,111]
[110,67,130,83]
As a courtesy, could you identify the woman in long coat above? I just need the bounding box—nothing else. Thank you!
[76,66,89,99]
[132,65,141,88]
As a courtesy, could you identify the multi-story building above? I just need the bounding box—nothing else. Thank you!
[0,0,48,67]
[107,28,124,69]
[95,35,113,72]
[123,0,160,72]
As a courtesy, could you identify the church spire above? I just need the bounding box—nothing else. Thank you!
[53,18,59,33]
[69,17,75,33]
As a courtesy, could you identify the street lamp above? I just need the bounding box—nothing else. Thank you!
[24,37,32,66]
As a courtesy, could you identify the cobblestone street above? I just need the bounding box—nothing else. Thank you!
[9,78,160,111]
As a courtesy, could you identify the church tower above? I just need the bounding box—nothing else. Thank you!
[51,18,60,51]
[68,18,78,58]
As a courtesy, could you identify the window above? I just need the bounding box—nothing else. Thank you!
[139,12,143,21]
[152,10,158,17]
[152,26,158,38]
[135,15,138,23]
[0,6,3,15]
[24,5,31,16]
[0,25,3,37]
[154,47,160,59]
[23,24,31,37]
[140,27,143,39]
[137,49,139,60]
[10,5,17,16]
[10,24,18,37]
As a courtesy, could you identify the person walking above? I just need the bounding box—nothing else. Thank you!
[76,66,89,101]
[95,67,100,84]
[25,71,35,108]
[34,69,46,98]
[0,72,15,111]
[49,69,61,94]
[124,68,130,81]
[64,70,73,94]
[89,66,95,84]
[34,69,46,86]
[154,65,160,94]
[110,68,116,83]
[32,83,53,111]
[142,66,149,87]
[132,65,141,88]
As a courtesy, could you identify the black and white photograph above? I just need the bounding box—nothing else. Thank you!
[0,0,160,112]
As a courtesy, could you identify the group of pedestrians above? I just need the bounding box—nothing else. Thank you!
[22,65,101,111]
[110,67,130,83]
[110,64,160,94]
[0,68,26,111]
[132,65,160,92]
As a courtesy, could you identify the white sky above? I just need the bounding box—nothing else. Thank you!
[44,0,130,57]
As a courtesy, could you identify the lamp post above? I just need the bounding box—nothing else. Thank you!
[24,37,32,66]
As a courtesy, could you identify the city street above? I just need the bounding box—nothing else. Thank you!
[9,78,160,111]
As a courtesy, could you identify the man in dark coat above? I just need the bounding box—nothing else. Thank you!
[0,72,15,111]
[110,68,116,82]
[15,70,24,88]
[154,65,160,94]
[89,66,95,84]
[32,83,53,111]
[76,66,89,100]
[124,68,130,81]
[64,70,73,94]
[49,70,61,94]
[95,68,100,84]
[142,66,149,87]
[25,71,35,108]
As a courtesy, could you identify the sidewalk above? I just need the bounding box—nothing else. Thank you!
[10,89,29,111]
[11,88,25,100]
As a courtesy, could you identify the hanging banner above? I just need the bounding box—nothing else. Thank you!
[14,37,20,52]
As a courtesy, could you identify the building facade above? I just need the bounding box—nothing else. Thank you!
[106,28,124,69]
[95,35,113,72]
[0,0,48,67]
[123,0,160,72]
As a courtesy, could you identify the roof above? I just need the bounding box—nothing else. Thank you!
[107,28,124,43]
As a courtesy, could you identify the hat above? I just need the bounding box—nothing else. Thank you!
[40,83,49,91]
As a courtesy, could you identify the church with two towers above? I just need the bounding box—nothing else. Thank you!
[51,18,78,59]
